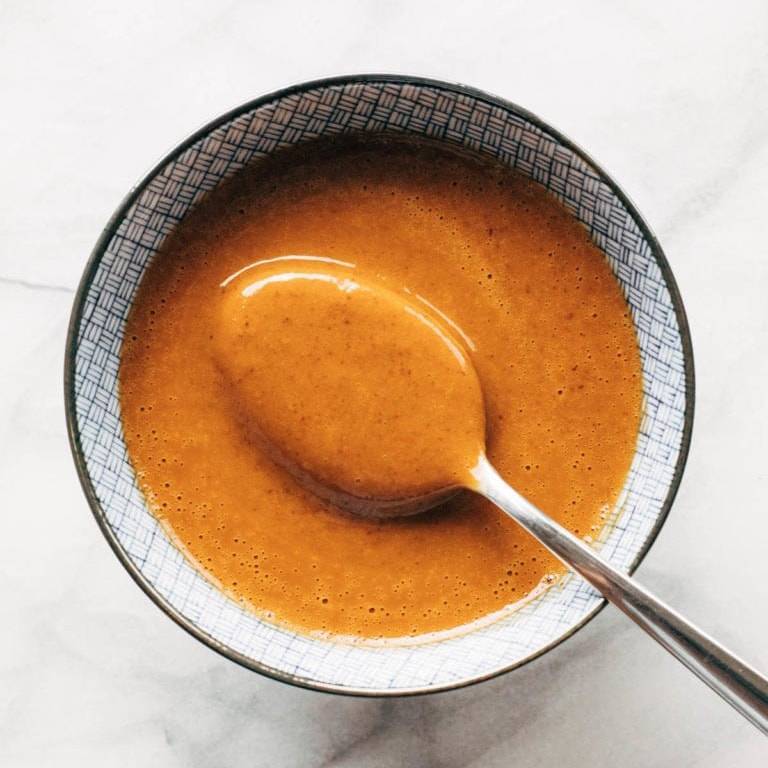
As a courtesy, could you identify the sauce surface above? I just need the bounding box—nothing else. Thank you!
[120,136,642,639]
[215,259,485,511]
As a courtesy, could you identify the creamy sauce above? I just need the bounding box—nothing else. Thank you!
[120,136,642,639]
[214,259,485,510]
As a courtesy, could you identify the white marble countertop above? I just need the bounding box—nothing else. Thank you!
[2,1,767,765]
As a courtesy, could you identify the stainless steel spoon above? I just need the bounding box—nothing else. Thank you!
[466,453,768,734]
[225,259,768,731]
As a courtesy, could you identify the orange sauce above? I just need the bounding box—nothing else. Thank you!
[214,259,486,511]
[120,136,642,639]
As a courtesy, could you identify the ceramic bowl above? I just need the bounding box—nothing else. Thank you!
[65,75,694,695]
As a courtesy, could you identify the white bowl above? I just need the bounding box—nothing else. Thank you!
[65,75,694,695]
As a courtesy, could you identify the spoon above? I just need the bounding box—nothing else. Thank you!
[469,455,768,733]
[218,257,768,733]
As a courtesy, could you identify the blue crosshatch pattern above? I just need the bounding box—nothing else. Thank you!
[70,80,690,692]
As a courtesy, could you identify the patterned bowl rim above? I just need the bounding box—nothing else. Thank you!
[64,74,695,697]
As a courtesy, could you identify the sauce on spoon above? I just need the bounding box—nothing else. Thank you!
[214,258,486,514]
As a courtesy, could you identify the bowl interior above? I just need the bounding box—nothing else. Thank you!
[67,77,692,694]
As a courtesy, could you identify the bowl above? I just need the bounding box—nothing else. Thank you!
[65,75,694,695]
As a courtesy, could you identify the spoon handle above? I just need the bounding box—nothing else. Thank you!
[471,455,768,734]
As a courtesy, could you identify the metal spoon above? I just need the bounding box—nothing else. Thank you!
[224,259,768,732]
[466,453,768,734]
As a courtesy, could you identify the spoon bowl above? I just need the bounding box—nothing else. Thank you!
[214,256,485,517]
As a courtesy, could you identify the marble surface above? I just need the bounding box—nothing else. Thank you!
[1,0,766,764]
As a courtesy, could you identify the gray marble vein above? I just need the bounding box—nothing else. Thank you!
[1,1,767,766]
[0,276,74,294]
